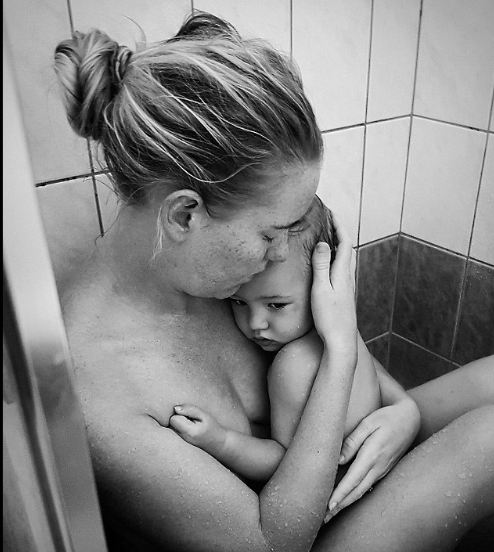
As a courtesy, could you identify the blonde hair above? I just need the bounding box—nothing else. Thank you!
[54,12,322,213]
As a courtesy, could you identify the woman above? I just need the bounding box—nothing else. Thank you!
[54,12,494,552]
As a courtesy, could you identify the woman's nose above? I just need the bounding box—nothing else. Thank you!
[265,232,288,263]
[249,309,269,331]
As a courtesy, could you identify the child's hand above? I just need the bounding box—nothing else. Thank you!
[169,404,228,456]
[311,215,357,357]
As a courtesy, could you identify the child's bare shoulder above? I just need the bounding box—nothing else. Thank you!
[271,329,323,372]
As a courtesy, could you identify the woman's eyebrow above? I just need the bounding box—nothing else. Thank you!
[272,204,313,230]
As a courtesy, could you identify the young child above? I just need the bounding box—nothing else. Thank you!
[170,196,382,485]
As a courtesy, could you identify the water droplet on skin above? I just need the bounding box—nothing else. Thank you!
[444,491,452,497]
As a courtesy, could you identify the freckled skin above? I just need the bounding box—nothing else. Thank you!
[169,165,322,300]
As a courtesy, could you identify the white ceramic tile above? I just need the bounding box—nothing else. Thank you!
[36,178,101,296]
[470,138,494,265]
[194,0,290,52]
[402,118,485,255]
[70,0,191,46]
[293,0,371,131]
[360,118,410,244]
[414,0,494,130]
[367,0,420,122]
[4,0,90,183]
[318,128,365,245]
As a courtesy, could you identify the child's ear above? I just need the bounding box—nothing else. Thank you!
[161,190,208,243]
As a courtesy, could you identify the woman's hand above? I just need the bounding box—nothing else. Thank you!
[311,215,357,357]
[324,397,421,521]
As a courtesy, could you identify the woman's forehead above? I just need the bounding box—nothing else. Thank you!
[253,163,321,224]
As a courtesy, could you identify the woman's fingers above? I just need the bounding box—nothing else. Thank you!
[324,471,376,523]
[312,242,332,283]
[328,455,369,508]
[339,418,376,465]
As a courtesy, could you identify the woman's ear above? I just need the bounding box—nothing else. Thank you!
[161,189,208,243]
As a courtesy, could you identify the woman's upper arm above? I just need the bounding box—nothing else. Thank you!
[90,412,269,552]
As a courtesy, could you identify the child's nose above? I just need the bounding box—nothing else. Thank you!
[249,309,269,331]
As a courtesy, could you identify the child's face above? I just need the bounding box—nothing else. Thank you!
[229,252,313,352]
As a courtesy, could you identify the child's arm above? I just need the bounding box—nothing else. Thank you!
[169,404,285,481]
[268,334,321,448]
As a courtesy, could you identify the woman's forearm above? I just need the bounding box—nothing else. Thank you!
[373,357,411,406]
[214,430,286,481]
[259,347,357,550]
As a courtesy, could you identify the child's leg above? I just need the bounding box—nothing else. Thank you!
[407,355,494,444]
[313,404,494,552]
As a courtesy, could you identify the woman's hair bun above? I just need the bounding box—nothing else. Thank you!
[54,29,131,141]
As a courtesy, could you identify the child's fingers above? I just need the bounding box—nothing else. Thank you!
[173,404,206,421]
[169,414,195,434]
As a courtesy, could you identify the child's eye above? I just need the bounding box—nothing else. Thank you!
[269,303,288,310]
[230,298,246,307]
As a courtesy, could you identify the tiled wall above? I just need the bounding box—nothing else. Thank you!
[359,0,494,389]
[4,1,494,382]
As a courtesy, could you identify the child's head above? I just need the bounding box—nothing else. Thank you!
[230,196,337,352]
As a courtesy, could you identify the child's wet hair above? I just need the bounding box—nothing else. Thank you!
[295,196,339,269]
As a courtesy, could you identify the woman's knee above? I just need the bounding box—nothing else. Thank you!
[461,404,494,453]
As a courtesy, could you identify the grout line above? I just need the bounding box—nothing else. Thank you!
[35,169,109,187]
[364,331,390,345]
[289,0,293,59]
[321,123,365,135]
[87,141,105,237]
[449,257,469,361]
[358,232,399,249]
[450,91,494,359]
[387,233,402,353]
[388,1,424,345]
[66,0,74,34]
[356,0,375,298]
[400,232,494,267]
[36,174,96,187]
[320,114,493,137]
[399,0,423,234]
[392,332,460,368]
[413,114,492,133]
